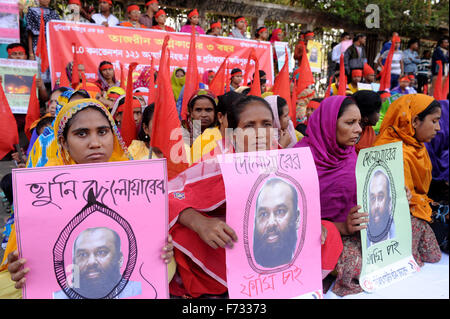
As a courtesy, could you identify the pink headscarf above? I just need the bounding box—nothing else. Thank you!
[294,96,357,222]
[202,70,215,85]
[264,95,297,148]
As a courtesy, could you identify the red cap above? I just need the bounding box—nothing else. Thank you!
[305,32,314,37]
[145,0,158,6]
[7,46,26,55]
[188,9,198,18]
[155,9,166,18]
[210,21,221,29]
[258,27,267,34]
[100,0,112,5]
[69,0,81,5]
[351,69,363,77]
[127,5,140,13]
[363,63,375,77]
[235,16,246,23]
[307,100,320,109]
[399,76,411,82]
[117,98,142,113]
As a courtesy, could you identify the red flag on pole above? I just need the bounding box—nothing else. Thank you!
[324,75,333,98]
[35,9,49,73]
[338,54,347,96]
[248,50,261,96]
[209,55,229,97]
[225,61,231,93]
[147,57,156,105]
[273,47,294,123]
[121,62,139,147]
[0,82,19,160]
[434,60,443,101]
[181,26,200,121]
[295,43,315,96]
[243,49,254,87]
[24,74,40,140]
[120,62,125,89]
[380,35,400,91]
[151,36,189,180]
[442,70,449,99]
[59,57,70,88]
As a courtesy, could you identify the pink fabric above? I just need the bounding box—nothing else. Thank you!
[180,24,205,35]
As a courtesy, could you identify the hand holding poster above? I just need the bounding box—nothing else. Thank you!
[357,142,419,292]
[13,160,169,299]
[219,148,323,299]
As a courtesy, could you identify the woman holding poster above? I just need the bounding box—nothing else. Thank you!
[294,96,368,296]
[373,94,442,263]
[168,95,341,298]
[3,98,175,297]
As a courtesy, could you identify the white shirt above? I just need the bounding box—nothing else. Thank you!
[91,13,119,27]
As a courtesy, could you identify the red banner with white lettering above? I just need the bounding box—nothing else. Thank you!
[46,21,274,88]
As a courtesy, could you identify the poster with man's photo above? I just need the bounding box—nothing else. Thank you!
[219,148,323,299]
[357,141,420,292]
[13,160,169,299]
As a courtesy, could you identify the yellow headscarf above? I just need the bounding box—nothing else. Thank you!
[170,68,186,101]
[47,98,132,166]
[373,94,436,221]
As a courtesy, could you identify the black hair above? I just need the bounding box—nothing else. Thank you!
[437,37,449,47]
[68,89,90,102]
[217,91,242,116]
[234,16,245,25]
[352,90,382,118]
[138,103,155,143]
[337,97,357,119]
[276,96,288,118]
[187,94,217,113]
[255,27,267,38]
[227,95,273,129]
[99,60,113,68]
[185,9,198,25]
[231,68,242,76]
[296,123,307,136]
[241,87,251,95]
[422,50,431,58]
[51,86,70,96]
[6,43,26,55]
[62,105,111,140]
[340,32,350,39]
[36,116,55,135]
[417,100,441,121]
[311,97,324,103]
[0,173,13,205]
[407,38,419,48]
[354,34,366,42]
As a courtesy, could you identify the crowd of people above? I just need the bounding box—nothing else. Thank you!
[0,0,449,299]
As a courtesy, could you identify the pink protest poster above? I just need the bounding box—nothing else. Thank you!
[12,159,169,299]
[219,148,323,299]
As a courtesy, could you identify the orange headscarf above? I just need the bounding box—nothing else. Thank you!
[373,94,436,221]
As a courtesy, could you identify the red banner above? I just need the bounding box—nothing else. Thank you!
[47,21,274,88]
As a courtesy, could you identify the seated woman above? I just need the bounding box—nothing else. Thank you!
[4,98,175,296]
[264,94,302,148]
[294,96,366,296]
[374,94,442,261]
[179,9,205,35]
[96,61,120,93]
[169,95,342,298]
[119,4,148,29]
[151,9,175,32]
[127,104,163,160]
[351,90,382,154]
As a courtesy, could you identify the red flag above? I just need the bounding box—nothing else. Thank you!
[181,26,200,121]
[296,43,315,96]
[225,61,231,93]
[324,76,333,98]
[59,58,70,88]
[291,77,298,124]
[35,9,49,73]
[24,74,40,140]
[71,43,80,89]
[0,82,19,160]
[243,49,254,86]
[380,35,400,91]
[209,55,229,97]
[147,57,156,105]
[434,60,443,101]
[121,62,139,147]
[338,54,347,96]
[151,35,189,180]
[248,49,261,97]
[442,72,449,99]
[81,71,87,91]
[423,83,429,95]
[120,62,125,89]
[273,47,294,123]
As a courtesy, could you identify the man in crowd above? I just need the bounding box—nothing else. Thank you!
[139,0,159,28]
[91,0,119,27]
[344,34,367,79]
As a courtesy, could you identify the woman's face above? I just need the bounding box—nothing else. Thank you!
[336,103,362,147]
[233,102,274,153]
[279,104,290,130]
[61,108,114,164]
[259,30,269,40]
[101,67,114,81]
[189,15,199,25]
[129,10,141,22]
[156,14,167,25]
[365,111,380,127]
[190,97,215,132]
[176,69,185,78]
[39,0,51,7]
[413,108,441,143]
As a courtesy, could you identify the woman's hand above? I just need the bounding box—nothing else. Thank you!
[7,251,29,289]
[279,129,292,148]
[161,234,174,264]
[405,186,412,205]
[345,205,368,235]
[321,224,328,245]
[179,208,238,249]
